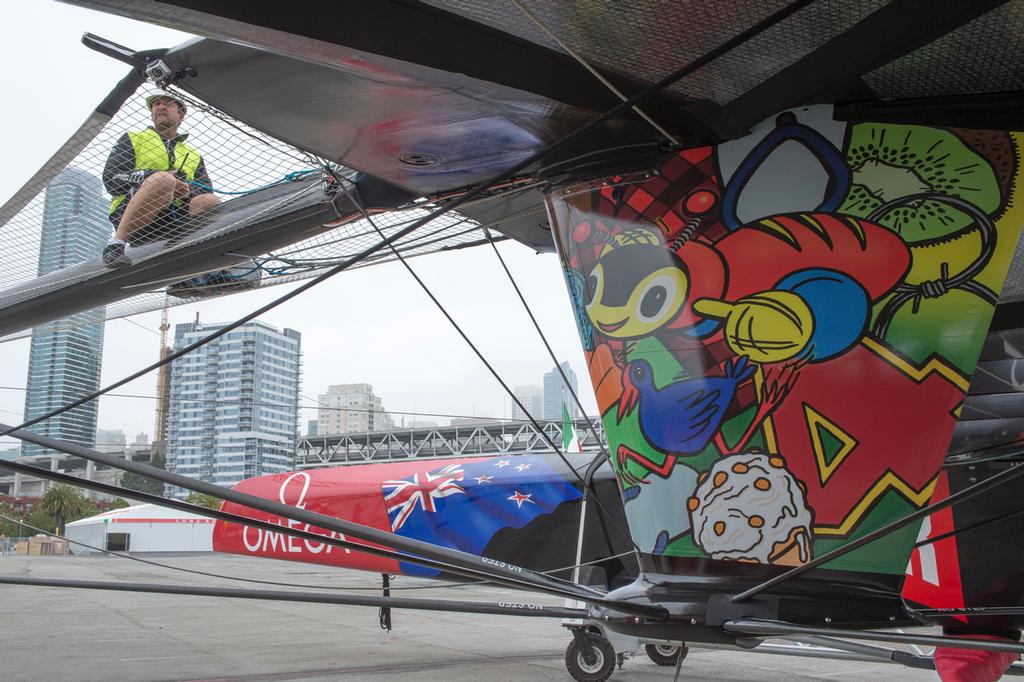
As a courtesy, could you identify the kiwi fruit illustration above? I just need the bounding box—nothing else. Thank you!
[840,124,1001,243]
[954,128,1018,205]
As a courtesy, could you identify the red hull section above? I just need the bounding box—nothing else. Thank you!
[935,637,1020,682]
[212,454,591,578]
[213,464,422,573]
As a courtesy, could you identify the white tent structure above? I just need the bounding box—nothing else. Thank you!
[65,503,214,555]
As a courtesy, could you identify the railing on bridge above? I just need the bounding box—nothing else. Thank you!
[295,418,606,468]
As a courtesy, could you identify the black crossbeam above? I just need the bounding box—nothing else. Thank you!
[0,575,587,620]
[915,504,1024,549]
[914,607,1024,618]
[723,0,1010,132]
[725,618,1024,655]
[80,33,150,71]
[836,90,1024,131]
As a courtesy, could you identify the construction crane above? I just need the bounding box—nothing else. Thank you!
[153,302,172,444]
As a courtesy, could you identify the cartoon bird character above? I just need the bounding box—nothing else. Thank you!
[582,236,694,341]
[614,357,797,484]
[619,356,752,451]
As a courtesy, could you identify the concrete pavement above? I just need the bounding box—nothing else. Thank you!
[0,554,940,681]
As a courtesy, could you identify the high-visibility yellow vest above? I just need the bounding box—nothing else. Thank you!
[109,128,203,215]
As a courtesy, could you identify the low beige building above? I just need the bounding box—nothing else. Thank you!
[316,383,393,435]
[16,535,69,556]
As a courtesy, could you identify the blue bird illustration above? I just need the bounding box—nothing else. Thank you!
[618,356,753,451]
[614,356,795,483]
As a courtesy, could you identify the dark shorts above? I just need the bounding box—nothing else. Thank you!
[109,198,189,246]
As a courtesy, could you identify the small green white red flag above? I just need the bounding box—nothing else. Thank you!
[561,400,581,453]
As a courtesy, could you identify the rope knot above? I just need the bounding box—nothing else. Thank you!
[919,279,950,299]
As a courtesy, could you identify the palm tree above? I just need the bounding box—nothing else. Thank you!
[40,485,87,535]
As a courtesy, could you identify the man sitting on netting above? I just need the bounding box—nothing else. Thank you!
[101,91,220,268]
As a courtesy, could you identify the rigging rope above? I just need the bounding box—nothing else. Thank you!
[186,168,319,195]
[510,0,680,146]
[482,228,610,460]
[0,382,611,429]
[0,513,634,593]
[333,176,640,555]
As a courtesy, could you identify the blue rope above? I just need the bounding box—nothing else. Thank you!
[187,168,319,196]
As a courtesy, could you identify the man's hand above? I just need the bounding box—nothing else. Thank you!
[174,178,190,199]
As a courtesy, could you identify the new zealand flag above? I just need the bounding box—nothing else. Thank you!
[381,454,582,576]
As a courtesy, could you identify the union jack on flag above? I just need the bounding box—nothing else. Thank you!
[382,463,465,531]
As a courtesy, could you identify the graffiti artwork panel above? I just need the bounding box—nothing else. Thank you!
[548,106,1024,574]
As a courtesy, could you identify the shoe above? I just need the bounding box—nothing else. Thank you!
[102,242,132,268]
[166,265,262,299]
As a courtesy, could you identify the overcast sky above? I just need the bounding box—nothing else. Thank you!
[0,2,595,448]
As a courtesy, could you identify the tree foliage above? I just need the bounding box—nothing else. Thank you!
[120,449,166,496]
[0,502,24,537]
[81,499,102,519]
[185,492,223,510]
[0,493,107,539]
[21,507,56,536]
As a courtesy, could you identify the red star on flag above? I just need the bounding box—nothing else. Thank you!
[474,474,494,484]
[515,463,532,472]
[494,459,511,468]
[507,490,535,508]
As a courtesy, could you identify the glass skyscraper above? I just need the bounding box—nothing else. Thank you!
[22,168,109,459]
[167,320,301,497]
[543,362,579,420]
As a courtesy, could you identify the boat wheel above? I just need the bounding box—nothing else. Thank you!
[645,642,688,666]
[565,631,616,681]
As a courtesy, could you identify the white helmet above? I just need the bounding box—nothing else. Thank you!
[145,91,186,113]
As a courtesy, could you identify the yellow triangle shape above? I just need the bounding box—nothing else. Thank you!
[803,403,858,485]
